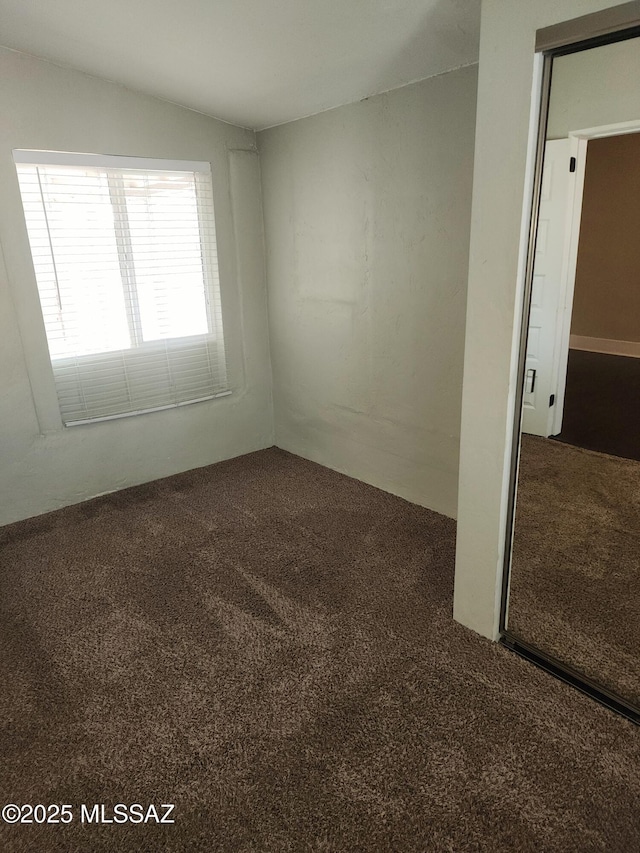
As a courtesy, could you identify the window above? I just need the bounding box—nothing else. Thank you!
[14,150,229,426]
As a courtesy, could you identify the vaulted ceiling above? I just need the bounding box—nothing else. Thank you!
[0,0,480,130]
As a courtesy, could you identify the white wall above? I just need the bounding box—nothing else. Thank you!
[0,47,273,526]
[453,0,633,639]
[547,36,640,138]
[258,66,478,519]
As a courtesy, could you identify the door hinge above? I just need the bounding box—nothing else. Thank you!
[525,368,536,394]
[569,157,576,172]
[549,394,555,407]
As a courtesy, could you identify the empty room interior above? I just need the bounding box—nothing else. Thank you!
[0,1,638,851]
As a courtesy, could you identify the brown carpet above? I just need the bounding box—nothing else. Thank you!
[510,434,640,708]
[0,448,638,852]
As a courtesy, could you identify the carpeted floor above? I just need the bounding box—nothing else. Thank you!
[0,448,638,852]
[510,434,640,708]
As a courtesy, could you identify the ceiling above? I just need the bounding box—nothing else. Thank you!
[0,0,481,131]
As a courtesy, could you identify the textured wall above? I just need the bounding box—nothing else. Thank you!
[571,133,640,344]
[0,48,273,525]
[547,37,640,139]
[454,0,637,640]
[258,66,478,519]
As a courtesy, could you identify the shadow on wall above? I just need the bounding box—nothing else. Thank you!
[259,60,478,519]
[369,0,481,95]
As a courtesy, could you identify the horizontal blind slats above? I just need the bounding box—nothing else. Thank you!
[15,155,229,424]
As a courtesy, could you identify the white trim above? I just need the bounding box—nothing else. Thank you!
[568,119,640,140]
[13,149,211,173]
[549,134,586,434]
[570,334,640,358]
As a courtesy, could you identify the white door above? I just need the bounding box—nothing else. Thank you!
[522,138,571,437]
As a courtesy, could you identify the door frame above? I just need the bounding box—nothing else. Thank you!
[550,118,640,435]
[522,137,572,438]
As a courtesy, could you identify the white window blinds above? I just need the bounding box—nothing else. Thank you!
[14,150,229,426]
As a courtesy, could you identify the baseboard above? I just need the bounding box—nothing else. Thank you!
[569,334,640,358]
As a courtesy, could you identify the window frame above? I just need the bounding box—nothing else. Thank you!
[13,149,230,428]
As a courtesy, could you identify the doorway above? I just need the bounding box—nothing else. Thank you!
[522,122,640,455]
[555,131,640,460]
